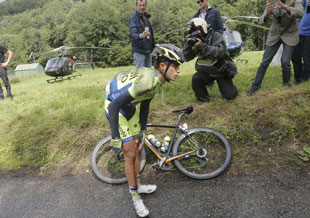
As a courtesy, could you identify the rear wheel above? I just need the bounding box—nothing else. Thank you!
[91,136,147,184]
[172,128,232,180]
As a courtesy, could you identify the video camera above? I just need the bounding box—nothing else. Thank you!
[187,32,202,46]
[186,21,203,46]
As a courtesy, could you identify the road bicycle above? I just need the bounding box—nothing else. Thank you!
[91,106,232,184]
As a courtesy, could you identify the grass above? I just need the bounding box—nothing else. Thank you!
[0,51,309,176]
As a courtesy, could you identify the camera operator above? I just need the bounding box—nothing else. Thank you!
[183,18,238,104]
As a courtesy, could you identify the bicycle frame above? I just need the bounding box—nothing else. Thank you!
[144,112,197,166]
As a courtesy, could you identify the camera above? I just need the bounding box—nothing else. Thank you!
[187,32,202,46]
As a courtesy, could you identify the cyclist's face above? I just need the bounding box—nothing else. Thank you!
[166,63,180,81]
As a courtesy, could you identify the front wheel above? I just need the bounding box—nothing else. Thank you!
[172,128,232,180]
[91,136,147,184]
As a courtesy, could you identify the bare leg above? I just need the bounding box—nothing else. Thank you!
[123,134,140,187]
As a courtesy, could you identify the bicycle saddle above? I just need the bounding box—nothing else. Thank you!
[172,106,193,114]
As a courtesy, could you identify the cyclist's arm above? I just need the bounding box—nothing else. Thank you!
[139,99,151,132]
[108,90,134,139]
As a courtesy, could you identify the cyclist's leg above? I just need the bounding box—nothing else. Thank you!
[128,110,156,194]
[120,125,139,187]
[122,114,149,217]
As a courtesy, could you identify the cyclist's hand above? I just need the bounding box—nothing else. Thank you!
[110,138,122,154]
[137,130,146,152]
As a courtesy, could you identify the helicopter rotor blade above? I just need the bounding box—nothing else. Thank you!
[65,46,114,50]
[232,16,260,20]
[227,19,269,30]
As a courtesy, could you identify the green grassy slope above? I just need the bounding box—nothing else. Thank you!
[0,51,309,175]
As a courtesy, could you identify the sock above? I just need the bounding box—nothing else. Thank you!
[129,185,140,201]
[137,176,141,187]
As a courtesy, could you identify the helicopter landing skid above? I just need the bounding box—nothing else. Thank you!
[46,73,81,83]
[236,57,248,64]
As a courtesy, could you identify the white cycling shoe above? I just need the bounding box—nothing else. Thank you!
[138,184,157,194]
[133,198,149,217]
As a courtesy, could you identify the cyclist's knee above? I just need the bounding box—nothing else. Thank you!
[124,150,137,160]
[123,140,138,159]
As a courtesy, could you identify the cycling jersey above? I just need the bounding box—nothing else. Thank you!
[105,67,162,142]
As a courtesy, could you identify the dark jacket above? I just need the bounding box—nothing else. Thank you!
[183,30,237,78]
[0,43,8,63]
[194,7,225,34]
[129,11,155,55]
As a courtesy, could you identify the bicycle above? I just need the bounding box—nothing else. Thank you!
[91,106,232,184]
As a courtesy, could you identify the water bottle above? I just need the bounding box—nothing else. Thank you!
[147,135,161,148]
[161,136,170,152]
[145,26,150,39]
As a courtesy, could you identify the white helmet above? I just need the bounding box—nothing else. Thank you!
[187,18,208,35]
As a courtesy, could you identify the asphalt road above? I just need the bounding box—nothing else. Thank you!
[0,169,310,218]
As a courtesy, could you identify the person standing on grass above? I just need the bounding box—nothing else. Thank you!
[0,43,13,100]
[194,0,225,34]
[292,0,310,83]
[129,0,155,68]
[246,0,303,96]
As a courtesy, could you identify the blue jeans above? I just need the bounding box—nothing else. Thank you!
[250,40,294,91]
[133,52,152,68]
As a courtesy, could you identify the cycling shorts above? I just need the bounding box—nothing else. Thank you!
[104,99,141,143]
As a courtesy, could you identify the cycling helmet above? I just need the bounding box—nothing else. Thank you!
[152,44,185,67]
[187,18,208,35]
[152,44,185,82]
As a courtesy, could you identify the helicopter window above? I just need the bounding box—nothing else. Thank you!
[223,30,242,45]
[45,58,66,68]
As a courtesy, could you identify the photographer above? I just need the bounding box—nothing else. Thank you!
[246,0,303,95]
[183,18,238,104]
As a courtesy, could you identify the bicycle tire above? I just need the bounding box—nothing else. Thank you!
[172,128,232,180]
[91,135,147,184]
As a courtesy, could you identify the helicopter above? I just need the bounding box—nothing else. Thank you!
[43,46,104,83]
[221,16,269,63]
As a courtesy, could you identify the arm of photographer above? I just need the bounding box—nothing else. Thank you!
[198,32,226,59]
[182,40,197,62]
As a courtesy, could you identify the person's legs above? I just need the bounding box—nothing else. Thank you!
[281,43,295,85]
[0,68,7,99]
[217,77,238,100]
[192,71,214,103]
[123,139,149,217]
[248,41,282,92]
[292,39,303,83]
[144,53,152,68]
[302,35,310,80]
[133,52,147,68]
[121,109,153,217]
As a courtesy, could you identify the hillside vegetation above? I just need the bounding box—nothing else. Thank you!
[0,51,309,176]
[0,0,267,70]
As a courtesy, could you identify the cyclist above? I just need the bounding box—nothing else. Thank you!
[104,44,185,217]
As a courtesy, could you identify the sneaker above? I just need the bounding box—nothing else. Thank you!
[197,97,210,105]
[245,89,257,96]
[282,82,292,87]
[133,198,149,217]
[138,184,157,194]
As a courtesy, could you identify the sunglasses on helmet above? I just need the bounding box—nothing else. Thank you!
[197,0,204,3]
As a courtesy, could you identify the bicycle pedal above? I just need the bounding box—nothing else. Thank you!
[152,164,160,169]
